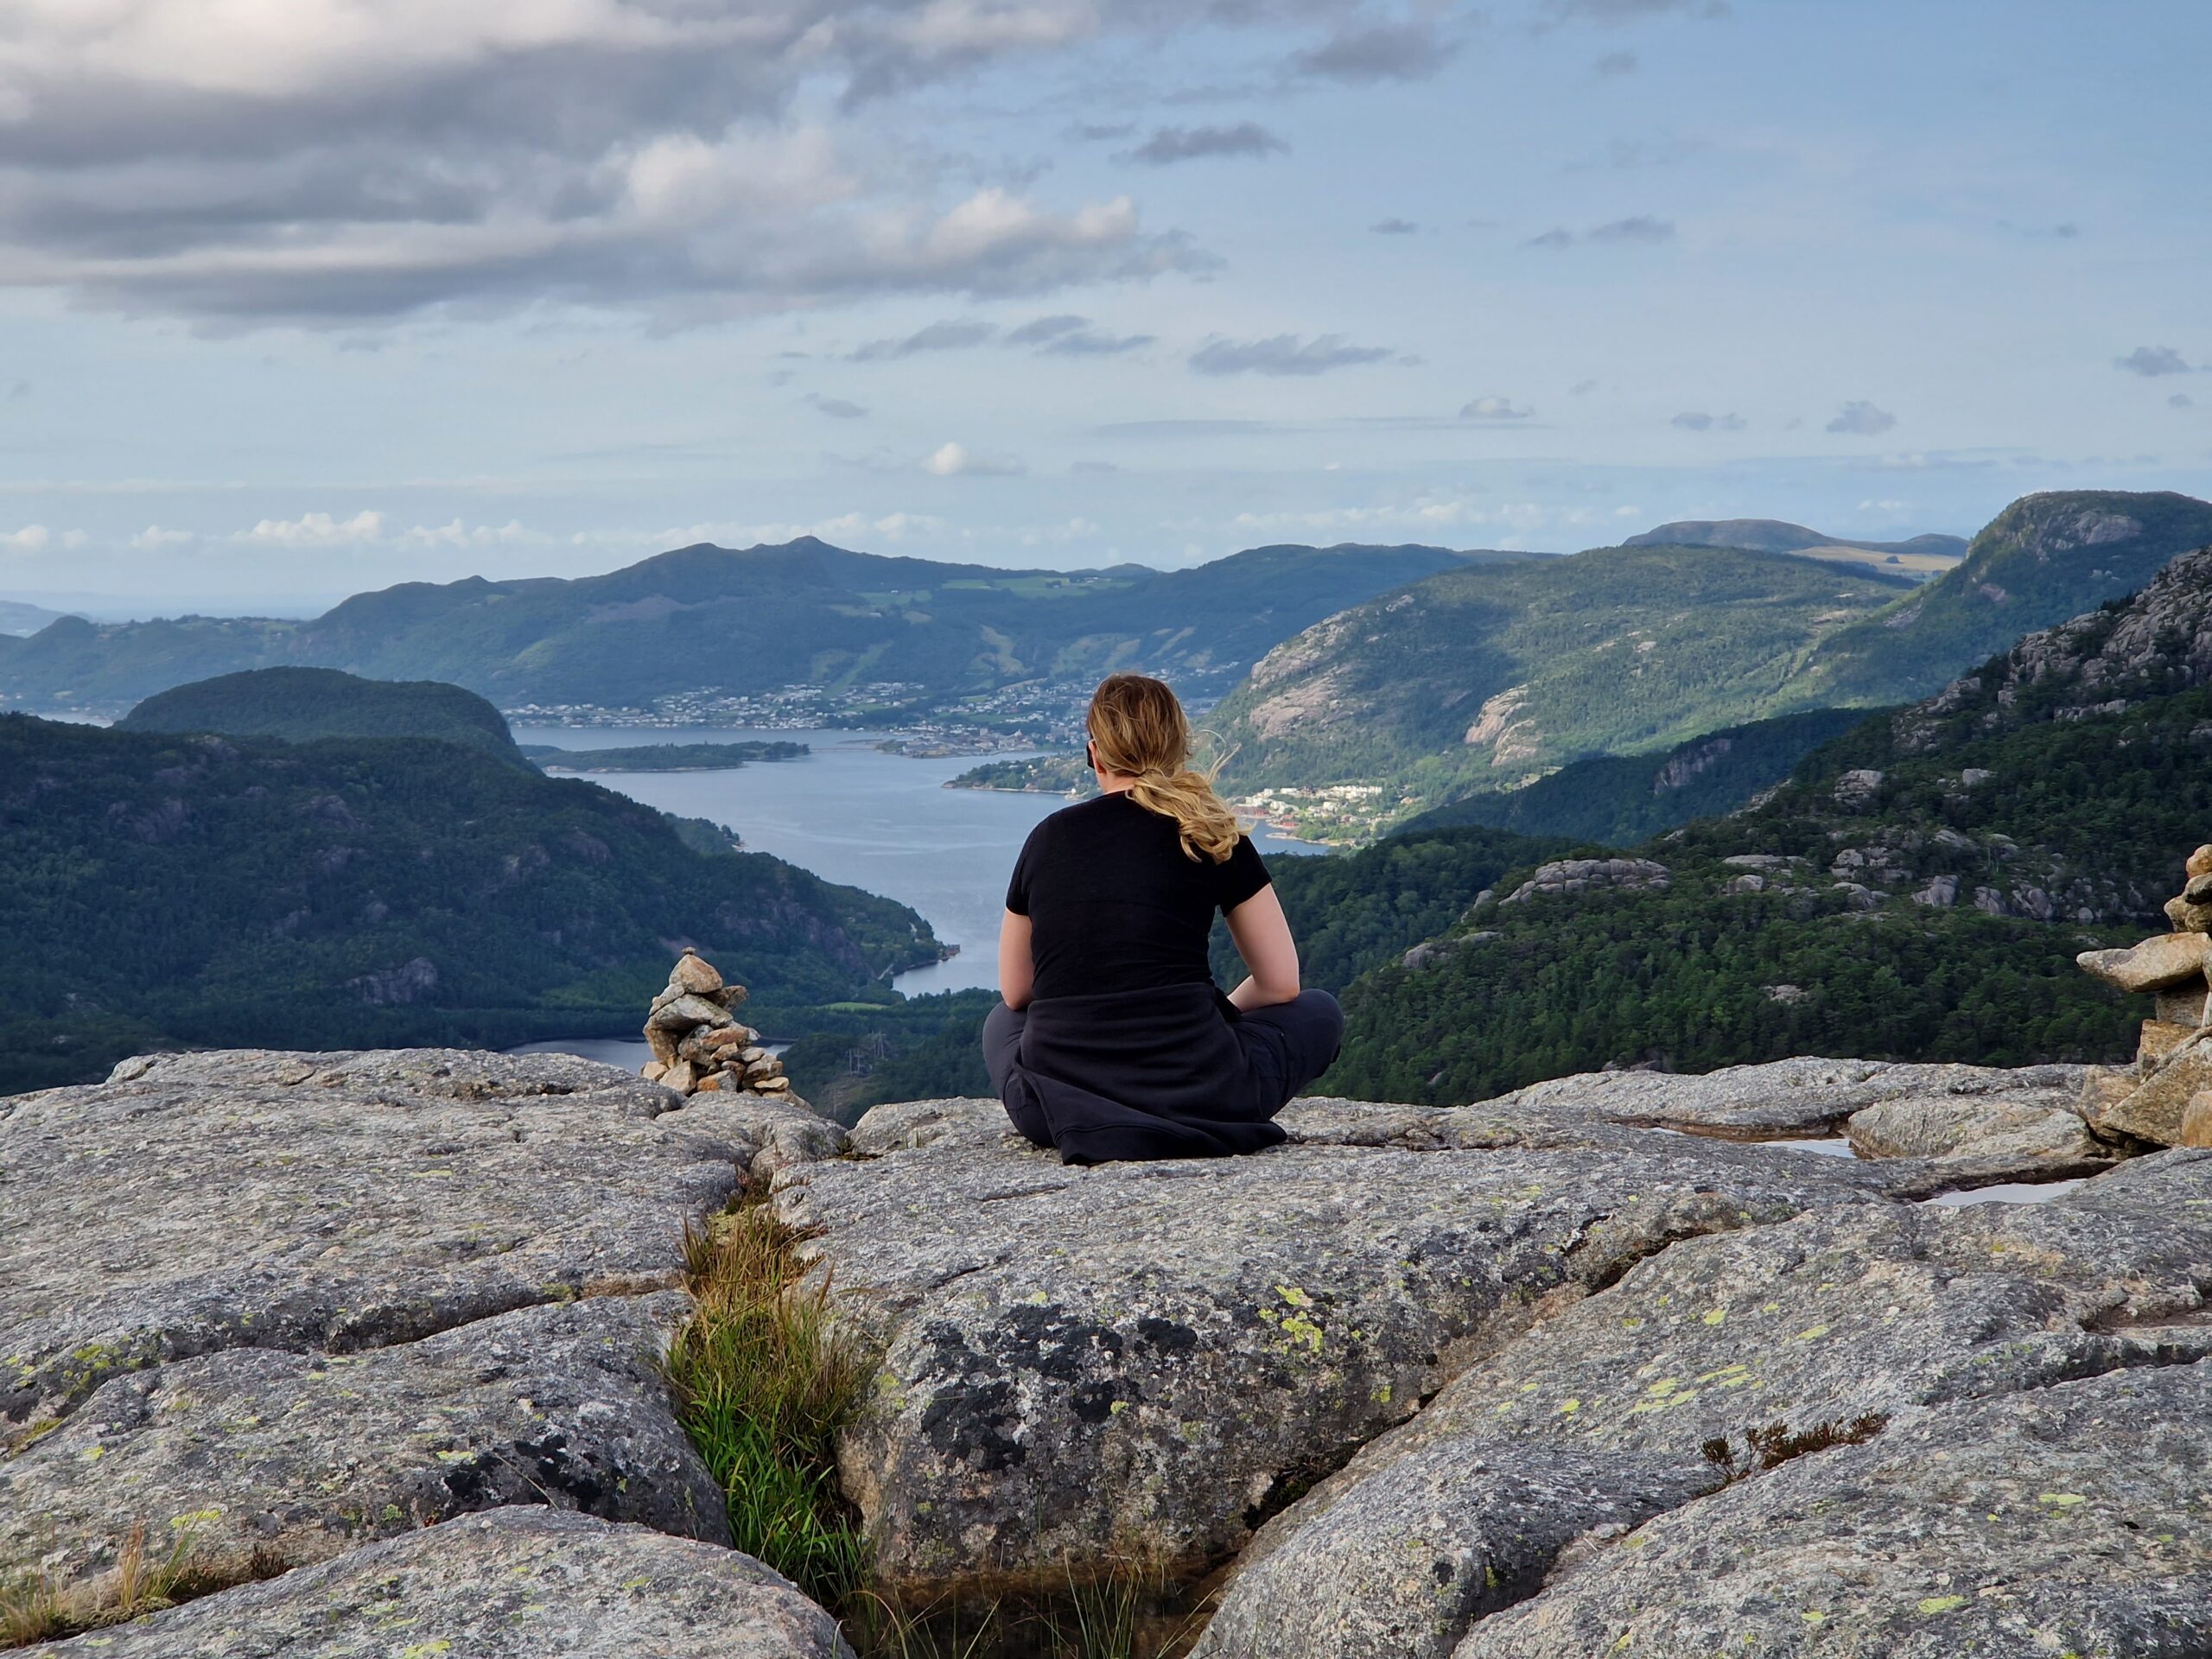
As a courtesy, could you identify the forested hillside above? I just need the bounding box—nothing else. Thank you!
[0,539,1506,715]
[1209,543,1908,803]
[1792,489,2212,708]
[1397,708,1872,844]
[1320,542,2212,1103]
[0,715,940,1093]
[1206,490,2212,830]
[120,667,532,766]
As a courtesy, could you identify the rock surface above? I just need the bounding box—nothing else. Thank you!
[1487,1055,2086,1141]
[1,1046,868,1648]
[790,1096,1893,1592]
[9,1046,2201,1655]
[22,1509,855,1658]
[1,1293,728,1583]
[1498,857,1669,906]
[1,1047,829,1426]
[1196,1156,2212,1659]
[1452,1361,2212,1659]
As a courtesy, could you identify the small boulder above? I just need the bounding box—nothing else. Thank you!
[2165,894,2212,932]
[668,950,724,996]
[2081,1035,2212,1147]
[1831,768,1885,809]
[645,994,734,1033]
[1846,1095,2112,1167]
[2190,842,2212,878]
[662,1058,697,1093]
[2190,873,2212,906]
[2075,932,2210,994]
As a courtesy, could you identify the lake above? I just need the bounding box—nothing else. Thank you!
[512,725,1325,997]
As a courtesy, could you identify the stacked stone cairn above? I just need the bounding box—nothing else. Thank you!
[639,949,802,1104]
[2074,842,2212,1148]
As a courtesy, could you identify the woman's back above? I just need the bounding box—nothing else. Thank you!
[985,671,1342,1163]
[1006,792,1269,1001]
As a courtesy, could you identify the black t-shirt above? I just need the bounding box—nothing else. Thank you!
[1006,792,1272,1001]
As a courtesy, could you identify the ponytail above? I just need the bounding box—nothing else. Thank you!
[1086,674,1243,863]
[1126,764,1243,864]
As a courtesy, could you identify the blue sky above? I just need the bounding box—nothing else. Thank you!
[0,0,2206,610]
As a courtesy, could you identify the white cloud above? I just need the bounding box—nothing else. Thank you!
[924,441,1026,476]
[1,524,53,552]
[231,511,543,549]
[1461,396,1535,421]
[237,511,389,547]
[128,524,195,548]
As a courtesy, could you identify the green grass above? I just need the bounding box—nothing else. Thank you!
[667,1196,873,1614]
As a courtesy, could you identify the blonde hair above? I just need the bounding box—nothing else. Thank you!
[1087,673,1243,863]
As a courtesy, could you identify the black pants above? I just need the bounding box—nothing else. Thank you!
[983,988,1344,1119]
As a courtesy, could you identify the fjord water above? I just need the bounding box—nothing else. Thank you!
[513,724,1324,999]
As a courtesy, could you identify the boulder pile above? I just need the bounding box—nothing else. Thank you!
[2075,842,2212,1147]
[640,949,802,1104]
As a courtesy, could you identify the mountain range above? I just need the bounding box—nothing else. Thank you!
[0,540,1510,715]
[1212,489,2212,821]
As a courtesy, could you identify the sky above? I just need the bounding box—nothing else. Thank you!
[0,0,2207,613]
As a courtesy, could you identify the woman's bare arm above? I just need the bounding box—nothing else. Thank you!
[998,908,1035,1011]
[1224,885,1300,1010]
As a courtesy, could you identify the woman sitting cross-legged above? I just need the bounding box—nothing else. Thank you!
[982,672,1344,1164]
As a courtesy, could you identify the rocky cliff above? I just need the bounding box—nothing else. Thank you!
[4,1033,2207,1655]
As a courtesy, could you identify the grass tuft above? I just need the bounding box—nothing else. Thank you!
[667,1190,874,1613]
[0,1521,286,1649]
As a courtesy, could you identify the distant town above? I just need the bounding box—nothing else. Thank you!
[505,676,1104,756]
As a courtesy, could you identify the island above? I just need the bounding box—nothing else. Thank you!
[524,740,810,773]
[944,753,1094,796]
